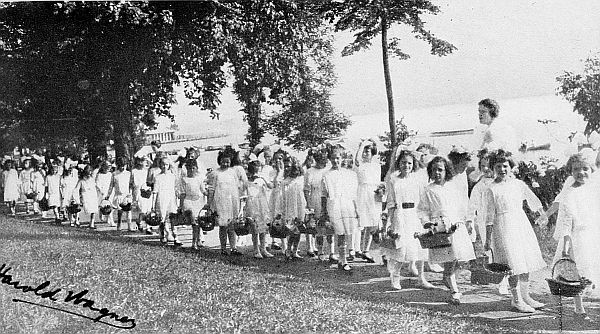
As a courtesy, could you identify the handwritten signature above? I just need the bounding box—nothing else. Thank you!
[0,264,136,329]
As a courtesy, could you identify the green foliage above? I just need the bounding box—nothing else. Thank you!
[265,24,351,150]
[557,53,600,135]
[513,157,570,225]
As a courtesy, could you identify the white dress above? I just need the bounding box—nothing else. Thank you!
[484,178,546,275]
[322,168,359,235]
[304,167,328,217]
[209,168,240,227]
[382,173,428,262]
[418,183,475,263]
[180,175,206,217]
[45,174,61,208]
[269,171,285,220]
[355,161,381,228]
[111,170,132,207]
[246,177,271,233]
[19,168,33,200]
[283,177,306,223]
[60,174,78,207]
[95,172,112,205]
[31,171,45,201]
[468,176,494,244]
[75,178,98,214]
[3,170,20,202]
[153,172,177,219]
[553,184,600,297]
[131,168,151,213]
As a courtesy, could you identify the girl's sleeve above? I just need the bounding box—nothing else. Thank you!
[484,187,496,226]
[417,187,430,222]
[521,180,543,212]
[554,176,574,203]
[386,178,396,209]
[554,202,573,240]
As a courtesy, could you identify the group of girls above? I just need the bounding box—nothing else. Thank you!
[3,141,599,316]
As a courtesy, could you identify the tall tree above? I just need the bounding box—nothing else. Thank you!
[320,0,456,147]
[557,53,600,135]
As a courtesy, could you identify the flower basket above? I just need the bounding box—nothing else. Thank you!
[298,212,318,234]
[38,197,50,211]
[470,250,511,285]
[67,201,81,214]
[546,258,592,297]
[99,199,113,215]
[269,215,288,239]
[197,210,217,231]
[25,192,36,200]
[145,210,162,227]
[232,217,252,236]
[119,195,133,212]
[140,188,152,199]
[414,230,454,249]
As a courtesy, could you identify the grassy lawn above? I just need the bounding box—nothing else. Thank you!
[0,215,533,334]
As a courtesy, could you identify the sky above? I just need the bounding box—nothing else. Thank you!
[167,0,600,139]
[330,0,600,114]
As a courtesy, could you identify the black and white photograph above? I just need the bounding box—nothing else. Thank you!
[0,1,599,333]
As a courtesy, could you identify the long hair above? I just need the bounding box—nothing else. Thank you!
[426,156,454,182]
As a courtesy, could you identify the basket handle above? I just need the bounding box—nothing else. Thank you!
[551,257,576,278]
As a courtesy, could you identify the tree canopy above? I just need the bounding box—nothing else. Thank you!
[0,1,345,159]
[557,53,600,136]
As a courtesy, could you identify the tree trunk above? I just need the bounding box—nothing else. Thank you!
[381,14,396,147]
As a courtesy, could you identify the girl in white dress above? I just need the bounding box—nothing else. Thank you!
[108,157,133,231]
[45,164,62,223]
[304,149,333,261]
[269,151,287,255]
[418,156,475,305]
[96,161,114,226]
[61,165,79,226]
[73,165,98,228]
[552,153,600,318]
[484,149,547,313]
[153,157,180,245]
[321,147,359,272]
[209,151,243,255]
[131,157,152,233]
[180,159,207,250]
[354,140,381,263]
[246,161,274,258]
[385,150,433,290]
[18,159,33,214]
[282,156,306,259]
[31,162,46,215]
[3,160,19,216]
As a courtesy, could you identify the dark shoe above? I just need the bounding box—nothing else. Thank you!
[174,240,183,247]
[271,243,282,251]
[329,255,339,264]
[363,252,376,263]
[338,263,352,272]
[347,254,355,262]
[306,251,317,259]
[230,249,243,256]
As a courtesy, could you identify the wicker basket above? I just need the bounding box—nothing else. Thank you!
[140,188,152,199]
[38,197,51,211]
[196,210,217,231]
[546,258,592,297]
[414,230,454,249]
[298,213,318,234]
[67,201,81,214]
[232,217,252,236]
[470,250,511,285]
[99,199,113,215]
[119,195,133,212]
[145,210,162,227]
[269,216,288,239]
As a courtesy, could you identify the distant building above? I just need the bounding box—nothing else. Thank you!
[145,129,176,144]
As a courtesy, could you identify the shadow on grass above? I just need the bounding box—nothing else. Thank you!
[2,213,599,333]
